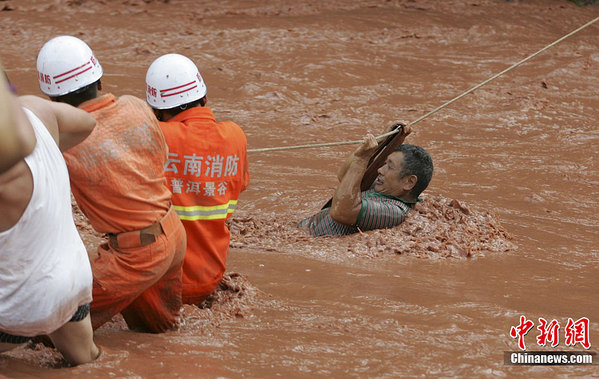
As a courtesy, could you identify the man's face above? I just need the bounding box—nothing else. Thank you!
[374,151,414,198]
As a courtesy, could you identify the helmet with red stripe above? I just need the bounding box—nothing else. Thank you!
[145,54,207,110]
[36,36,103,97]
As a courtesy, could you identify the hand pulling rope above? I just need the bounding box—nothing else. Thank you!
[247,15,599,153]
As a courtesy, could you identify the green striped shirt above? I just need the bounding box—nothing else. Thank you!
[298,189,414,237]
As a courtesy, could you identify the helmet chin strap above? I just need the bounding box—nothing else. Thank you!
[153,109,165,122]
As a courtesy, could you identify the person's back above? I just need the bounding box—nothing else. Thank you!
[160,107,249,304]
[36,35,187,333]
[64,93,171,233]
[0,107,92,331]
[146,54,249,304]
[0,94,98,365]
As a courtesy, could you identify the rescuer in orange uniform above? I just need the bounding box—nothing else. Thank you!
[36,36,187,332]
[145,54,249,305]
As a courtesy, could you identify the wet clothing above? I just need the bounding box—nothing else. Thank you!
[0,304,91,344]
[63,94,186,332]
[90,207,185,332]
[159,107,249,305]
[0,108,92,337]
[298,188,414,237]
[64,94,172,233]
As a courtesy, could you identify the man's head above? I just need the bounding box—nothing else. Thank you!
[145,53,207,121]
[36,36,103,106]
[374,144,433,202]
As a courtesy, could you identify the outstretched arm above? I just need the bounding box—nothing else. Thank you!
[336,122,411,183]
[336,133,376,182]
[19,95,95,151]
[329,134,378,225]
[336,151,356,182]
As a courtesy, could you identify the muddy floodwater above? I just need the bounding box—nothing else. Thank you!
[1,0,598,377]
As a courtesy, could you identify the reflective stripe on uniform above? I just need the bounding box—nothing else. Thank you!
[173,200,237,221]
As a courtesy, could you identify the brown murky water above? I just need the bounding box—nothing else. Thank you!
[1,0,598,377]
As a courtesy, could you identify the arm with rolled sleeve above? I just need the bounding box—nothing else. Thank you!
[329,134,378,226]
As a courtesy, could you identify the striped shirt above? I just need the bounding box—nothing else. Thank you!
[298,189,415,237]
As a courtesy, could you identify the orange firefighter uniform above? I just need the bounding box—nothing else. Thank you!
[63,94,187,332]
[159,106,249,305]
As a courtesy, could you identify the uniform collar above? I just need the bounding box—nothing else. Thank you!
[170,106,215,123]
[79,93,116,113]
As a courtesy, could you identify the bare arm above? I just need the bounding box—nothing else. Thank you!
[0,72,36,173]
[53,101,96,151]
[336,153,355,182]
[19,95,95,151]
[337,122,412,183]
[329,134,378,225]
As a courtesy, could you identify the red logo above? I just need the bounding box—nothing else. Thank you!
[38,71,51,84]
[147,84,157,98]
[510,315,534,350]
[537,318,560,347]
[510,316,591,350]
[565,317,590,349]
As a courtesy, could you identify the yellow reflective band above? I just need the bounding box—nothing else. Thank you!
[173,200,237,221]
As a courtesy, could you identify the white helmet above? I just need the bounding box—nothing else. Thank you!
[145,53,207,110]
[36,36,103,97]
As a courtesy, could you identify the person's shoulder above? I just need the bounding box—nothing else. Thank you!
[158,120,178,135]
[223,121,247,147]
[118,94,147,106]
[18,94,44,105]
[117,94,156,113]
[17,96,55,132]
[18,95,47,115]
[119,95,158,119]
[220,120,242,128]
[218,120,246,137]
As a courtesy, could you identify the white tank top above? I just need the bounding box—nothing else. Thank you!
[0,108,92,336]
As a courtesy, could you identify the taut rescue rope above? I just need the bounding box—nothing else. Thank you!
[247,15,599,153]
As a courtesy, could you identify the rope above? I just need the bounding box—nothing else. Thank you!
[248,15,599,153]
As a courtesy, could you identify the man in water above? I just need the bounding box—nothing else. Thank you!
[299,133,433,236]
[36,36,186,333]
